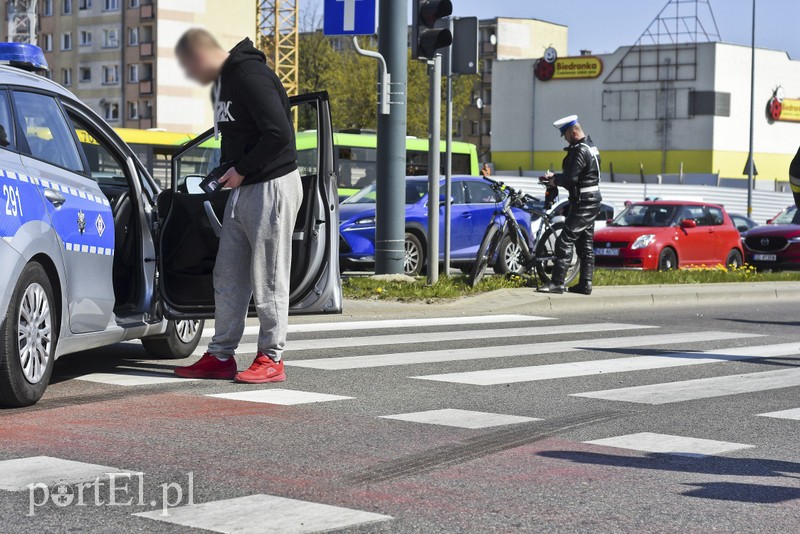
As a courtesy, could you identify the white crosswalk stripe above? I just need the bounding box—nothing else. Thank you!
[286,331,760,370]
[286,322,653,351]
[573,368,800,405]
[584,433,754,458]
[757,407,800,420]
[133,493,392,533]
[0,456,136,492]
[414,341,799,386]
[201,314,552,339]
[380,409,540,429]
[207,389,353,405]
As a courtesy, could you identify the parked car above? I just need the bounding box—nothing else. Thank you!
[767,205,793,225]
[744,205,800,270]
[593,201,744,270]
[339,176,533,275]
[730,213,758,236]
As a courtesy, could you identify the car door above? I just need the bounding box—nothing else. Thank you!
[461,179,502,257]
[674,205,712,266]
[13,89,115,333]
[156,92,340,319]
[438,180,470,258]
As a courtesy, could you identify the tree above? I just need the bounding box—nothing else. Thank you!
[298,10,476,138]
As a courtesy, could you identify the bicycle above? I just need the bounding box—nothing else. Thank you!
[468,176,580,288]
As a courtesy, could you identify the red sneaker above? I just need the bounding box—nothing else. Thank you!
[174,353,237,379]
[235,354,286,384]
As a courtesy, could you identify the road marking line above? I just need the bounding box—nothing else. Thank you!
[757,407,800,420]
[133,493,392,533]
[206,388,353,405]
[201,314,552,339]
[75,372,198,386]
[286,322,653,351]
[0,456,137,492]
[414,341,799,386]
[584,432,754,458]
[286,331,760,370]
[573,368,800,405]
[380,408,540,429]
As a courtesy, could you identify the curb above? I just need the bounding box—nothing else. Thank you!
[339,282,800,319]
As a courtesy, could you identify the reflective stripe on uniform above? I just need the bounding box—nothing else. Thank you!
[790,175,800,193]
[580,185,600,193]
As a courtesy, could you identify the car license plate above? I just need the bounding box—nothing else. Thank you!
[594,248,620,256]
[753,254,777,261]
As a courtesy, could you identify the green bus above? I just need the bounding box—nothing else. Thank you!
[296,129,480,200]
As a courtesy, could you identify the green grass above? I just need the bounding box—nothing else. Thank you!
[342,267,800,301]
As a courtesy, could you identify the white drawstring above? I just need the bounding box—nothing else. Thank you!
[213,78,221,140]
[231,188,240,219]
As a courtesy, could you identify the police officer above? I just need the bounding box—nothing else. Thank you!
[790,145,800,209]
[538,115,602,295]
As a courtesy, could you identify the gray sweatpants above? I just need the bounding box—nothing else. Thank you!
[207,169,303,361]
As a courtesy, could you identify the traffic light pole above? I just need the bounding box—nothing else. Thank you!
[427,53,442,284]
[443,17,454,278]
[375,0,408,274]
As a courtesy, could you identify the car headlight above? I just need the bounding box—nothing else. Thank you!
[789,236,800,243]
[354,217,376,226]
[631,234,656,250]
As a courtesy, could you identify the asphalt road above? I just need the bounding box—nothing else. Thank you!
[1,300,799,533]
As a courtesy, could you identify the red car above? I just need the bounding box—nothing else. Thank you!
[593,201,744,270]
[744,206,800,270]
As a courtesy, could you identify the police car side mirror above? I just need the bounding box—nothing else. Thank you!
[184,175,205,195]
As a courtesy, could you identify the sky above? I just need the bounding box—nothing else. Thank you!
[412,0,800,59]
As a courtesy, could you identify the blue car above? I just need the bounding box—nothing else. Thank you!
[339,176,533,275]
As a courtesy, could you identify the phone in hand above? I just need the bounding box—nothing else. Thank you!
[200,161,235,196]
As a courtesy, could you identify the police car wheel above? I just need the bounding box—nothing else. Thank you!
[141,320,205,360]
[0,262,57,408]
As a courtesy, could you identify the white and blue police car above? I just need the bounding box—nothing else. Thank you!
[0,44,340,407]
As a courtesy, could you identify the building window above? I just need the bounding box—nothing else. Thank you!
[79,31,92,47]
[470,121,479,136]
[128,27,138,45]
[42,34,53,52]
[79,0,92,10]
[103,29,119,48]
[128,64,139,82]
[61,33,72,51]
[102,102,120,121]
[484,59,492,73]
[63,0,73,14]
[103,0,120,11]
[128,101,138,119]
[79,66,91,82]
[129,0,140,7]
[482,119,491,135]
[62,68,72,86]
[483,88,492,106]
[102,65,120,85]
[43,0,53,16]
[141,100,152,119]
[454,119,462,137]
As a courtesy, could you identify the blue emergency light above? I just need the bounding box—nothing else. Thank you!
[0,42,49,74]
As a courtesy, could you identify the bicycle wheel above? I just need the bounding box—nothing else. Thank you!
[469,224,503,287]
[534,222,581,286]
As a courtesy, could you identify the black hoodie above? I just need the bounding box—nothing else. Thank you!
[213,38,297,186]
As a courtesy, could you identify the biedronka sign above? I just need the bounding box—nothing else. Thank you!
[535,56,603,82]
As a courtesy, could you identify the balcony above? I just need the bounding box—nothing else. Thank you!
[139,41,153,58]
[481,42,495,56]
[140,3,154,19]
[139,79,153,95]
[482,72,492,84]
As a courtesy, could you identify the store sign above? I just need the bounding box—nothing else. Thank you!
[535,52,603,82]
[767,86,800,123]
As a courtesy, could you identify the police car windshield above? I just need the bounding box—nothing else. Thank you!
[774,206,800,225]
[610,204,679,227]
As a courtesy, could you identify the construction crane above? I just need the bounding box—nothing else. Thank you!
[257,0,299,97]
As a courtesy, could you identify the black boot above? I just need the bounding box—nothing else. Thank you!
[537,282,565,294]
[568,257,594,295]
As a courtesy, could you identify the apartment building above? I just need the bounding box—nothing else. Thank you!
[4,0,254,133]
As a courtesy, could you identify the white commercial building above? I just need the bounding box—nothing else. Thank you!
[492,41,800,190]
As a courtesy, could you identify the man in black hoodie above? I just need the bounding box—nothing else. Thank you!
[173,29,303,384]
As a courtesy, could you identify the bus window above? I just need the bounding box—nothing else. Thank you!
[336,146,376,189]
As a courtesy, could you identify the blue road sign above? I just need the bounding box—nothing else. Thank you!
[323,0,376,36]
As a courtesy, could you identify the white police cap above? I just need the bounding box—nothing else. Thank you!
[553,115,579,135]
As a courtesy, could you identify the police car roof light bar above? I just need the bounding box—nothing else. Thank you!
[0,43,49,74]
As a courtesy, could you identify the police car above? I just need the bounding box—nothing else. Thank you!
[0,44,340,407]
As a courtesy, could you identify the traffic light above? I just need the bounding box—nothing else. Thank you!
[412,0,453,60]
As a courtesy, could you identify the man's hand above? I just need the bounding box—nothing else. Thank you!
[540,171,555,187]
[219,166,245,189]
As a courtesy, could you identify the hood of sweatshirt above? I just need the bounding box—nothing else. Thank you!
[213,38,267,138]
